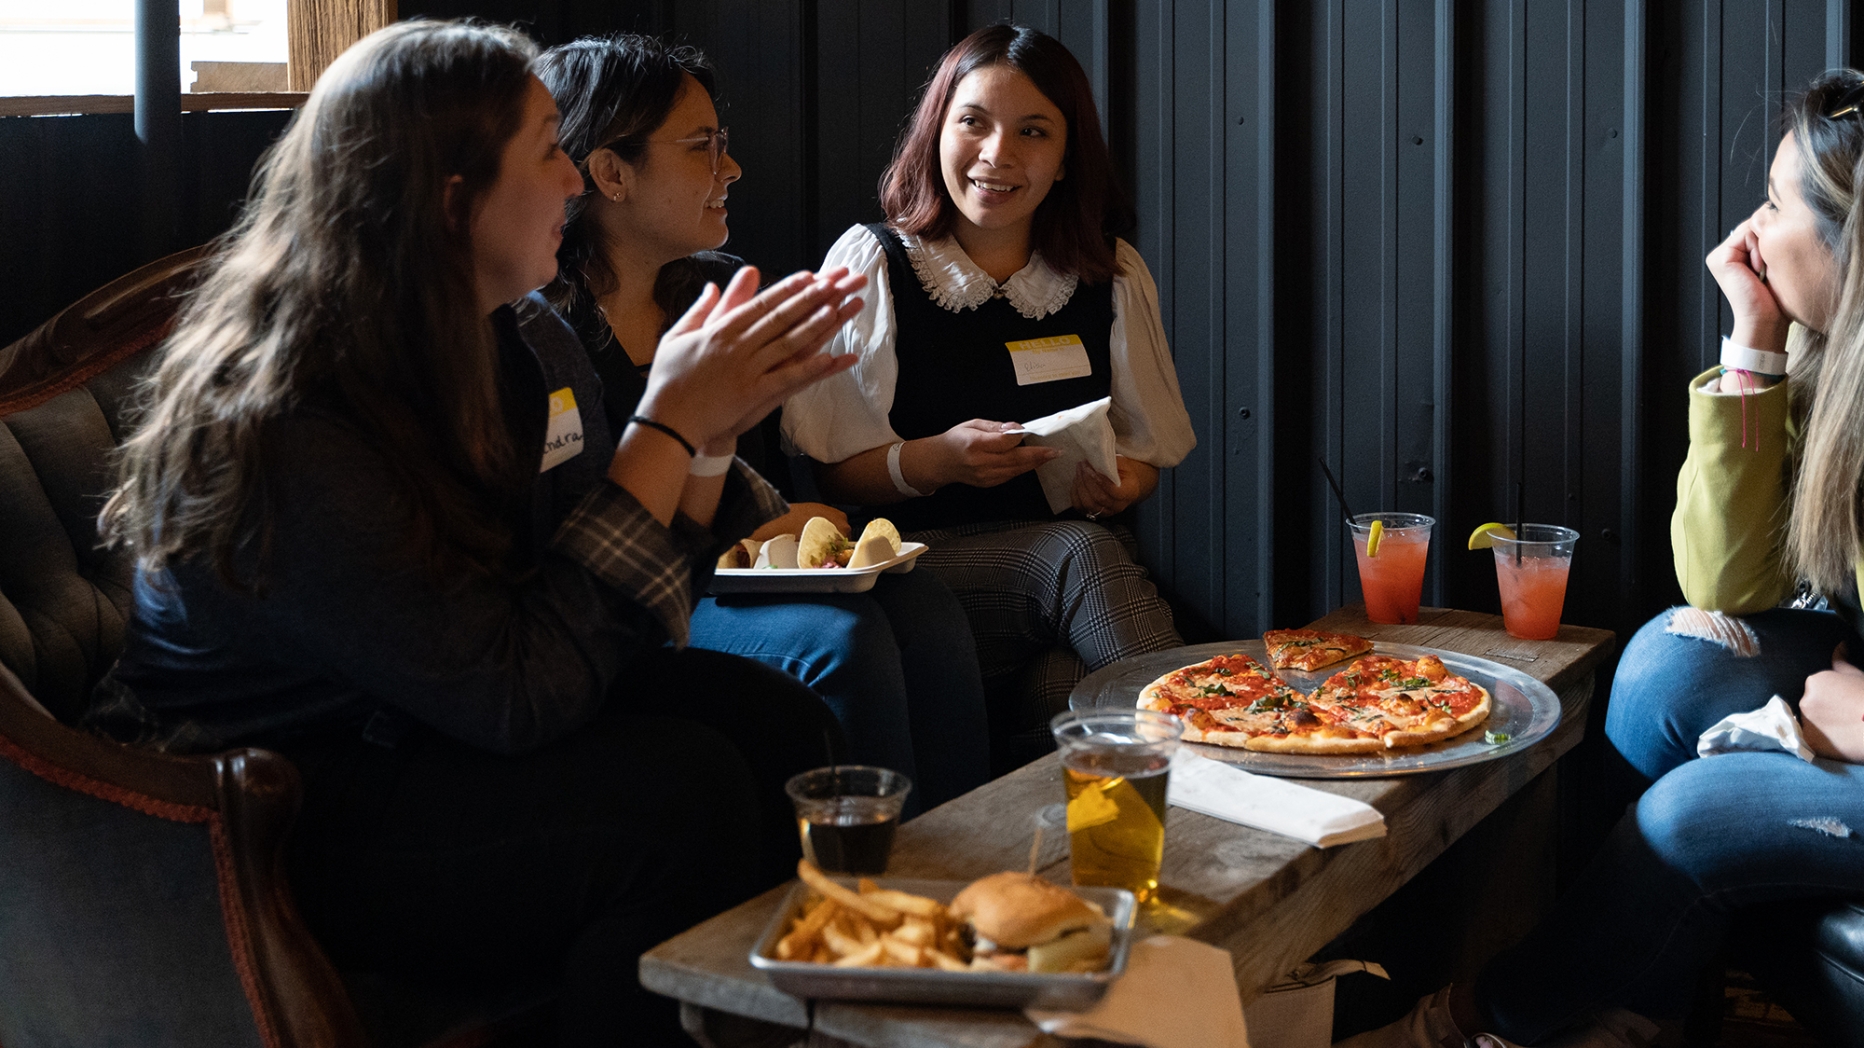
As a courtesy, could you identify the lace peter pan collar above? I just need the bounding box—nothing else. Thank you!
[898,232,1079,321]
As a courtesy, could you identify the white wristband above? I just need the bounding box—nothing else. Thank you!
[1721,336,1788,378]
[887,441,928,498]
[689,452,735,477]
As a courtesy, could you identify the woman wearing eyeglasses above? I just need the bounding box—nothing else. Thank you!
[781,25,1197,766]
[531,35,991,810]
[1338,72,1864,1048]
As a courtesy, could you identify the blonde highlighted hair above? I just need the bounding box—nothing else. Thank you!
[1781,71,1864,593]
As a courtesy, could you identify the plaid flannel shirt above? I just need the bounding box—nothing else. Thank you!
[552,459,787,647]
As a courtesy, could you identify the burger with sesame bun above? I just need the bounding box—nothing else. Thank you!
[949,871,1114,973]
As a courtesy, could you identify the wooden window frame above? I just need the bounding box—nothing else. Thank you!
[0,0,393,118]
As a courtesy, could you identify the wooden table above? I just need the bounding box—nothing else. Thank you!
[642,606,1615,1048]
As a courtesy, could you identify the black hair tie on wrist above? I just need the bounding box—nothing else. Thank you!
[627,415,696,457]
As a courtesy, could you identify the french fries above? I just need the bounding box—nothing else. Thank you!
[776,860,971,971]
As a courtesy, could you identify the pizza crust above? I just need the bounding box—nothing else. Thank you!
[1137,648,1493,757]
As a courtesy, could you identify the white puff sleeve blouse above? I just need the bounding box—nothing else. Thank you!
[781,224,1197,469]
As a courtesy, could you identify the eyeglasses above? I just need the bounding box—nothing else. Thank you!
[665,127,730,175]
[613,128,730,175]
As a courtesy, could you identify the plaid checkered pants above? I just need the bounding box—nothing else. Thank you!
[906,519,1183,767]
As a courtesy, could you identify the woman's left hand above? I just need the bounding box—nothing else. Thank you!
[1799,645,1864,763]
[1072,456,1158,519]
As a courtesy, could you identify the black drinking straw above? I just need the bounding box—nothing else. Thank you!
[1513,480,1525,565]
[1317,458,1356,525]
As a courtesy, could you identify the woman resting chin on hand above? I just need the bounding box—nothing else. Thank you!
[1340,71,1864,1048]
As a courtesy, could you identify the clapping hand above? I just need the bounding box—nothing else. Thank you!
[640,266,866,451]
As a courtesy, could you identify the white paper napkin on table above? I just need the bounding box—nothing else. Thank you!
[1697,695,1816,762]
[1027,935,1249,1048]
[1167,752,1386,848]
[1011,397,1119,513]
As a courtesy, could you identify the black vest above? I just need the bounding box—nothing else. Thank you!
[869,224,1115,531]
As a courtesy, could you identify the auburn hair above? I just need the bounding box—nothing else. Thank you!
[879,24,1132,284]
[100,19,540,589]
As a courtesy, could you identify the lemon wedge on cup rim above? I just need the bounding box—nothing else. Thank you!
[1364,519,1385,557]
[1467,522,1518,550]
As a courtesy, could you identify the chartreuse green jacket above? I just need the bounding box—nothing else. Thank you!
[1672,365,1864,616]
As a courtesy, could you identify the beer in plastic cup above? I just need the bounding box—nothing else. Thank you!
[1050,709,1183,903]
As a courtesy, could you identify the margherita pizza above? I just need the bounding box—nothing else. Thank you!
[1137,647,1490,754]
[1262,628,1373,672]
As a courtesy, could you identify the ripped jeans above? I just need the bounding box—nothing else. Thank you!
[1475,607,1864,1042]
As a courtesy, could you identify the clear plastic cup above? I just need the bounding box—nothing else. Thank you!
[1490,525,1579,640]
[784,766,912,875]
[1348,513,1434,624]
[1050,709,1182,903]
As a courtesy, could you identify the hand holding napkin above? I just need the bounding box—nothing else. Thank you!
[1027,935,1249,1048]
[1167,752,1386,848]
[1697,695,1815,762]
[1012,397,1119,514]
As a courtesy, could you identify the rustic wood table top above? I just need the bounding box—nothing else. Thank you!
[641,606,1615,1048]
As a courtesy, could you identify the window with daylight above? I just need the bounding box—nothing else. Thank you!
[0,0,289,97]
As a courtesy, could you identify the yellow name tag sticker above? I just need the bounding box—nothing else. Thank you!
[1005,333,1093,386]
[540,387,585,473]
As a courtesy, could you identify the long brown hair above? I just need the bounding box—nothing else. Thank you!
[879,24,1132,284]
[1780,71,1864,593]
[100,19,539,589]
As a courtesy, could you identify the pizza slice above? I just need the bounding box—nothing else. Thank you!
[1310,654,1491,749]
[1262,628,1374,672]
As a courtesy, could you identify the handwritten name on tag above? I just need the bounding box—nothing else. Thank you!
[541,387,585,472]
[1005,333,1093,386]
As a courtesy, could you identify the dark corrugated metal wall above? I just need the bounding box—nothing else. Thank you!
[678,0,1857,645]
[2,1,1855,649]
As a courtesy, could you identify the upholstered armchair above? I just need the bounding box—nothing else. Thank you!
[0,249,548,1048]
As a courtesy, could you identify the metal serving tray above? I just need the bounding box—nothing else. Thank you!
[709,542,927,595]
[749,876,1137,1010]
[1069,640,1562,779]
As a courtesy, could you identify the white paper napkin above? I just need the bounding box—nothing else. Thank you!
[1697,695,1815,762]
[1027,935,1249,1048]
[1012,397,1119,514]
[1167,752,1387,848]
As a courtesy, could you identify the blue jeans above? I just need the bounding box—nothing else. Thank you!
[688,569,990,814]
[1475,607,1864,1041]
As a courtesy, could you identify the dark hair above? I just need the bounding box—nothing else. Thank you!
[880,24,1131,284]
[101,19,539,588]
[535,34,719,323]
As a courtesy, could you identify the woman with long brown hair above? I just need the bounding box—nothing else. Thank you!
[89,19,864,1043]
[783,24,1198,765]
[1339,70,1864,1048]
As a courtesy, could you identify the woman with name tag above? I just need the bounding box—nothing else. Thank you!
[1339,71,1864,1048]
[783,24,1198,767]
[531,34,991,811]
[86,20,866,1044]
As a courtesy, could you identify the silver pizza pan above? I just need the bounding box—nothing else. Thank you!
[1068,640,1562,779]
